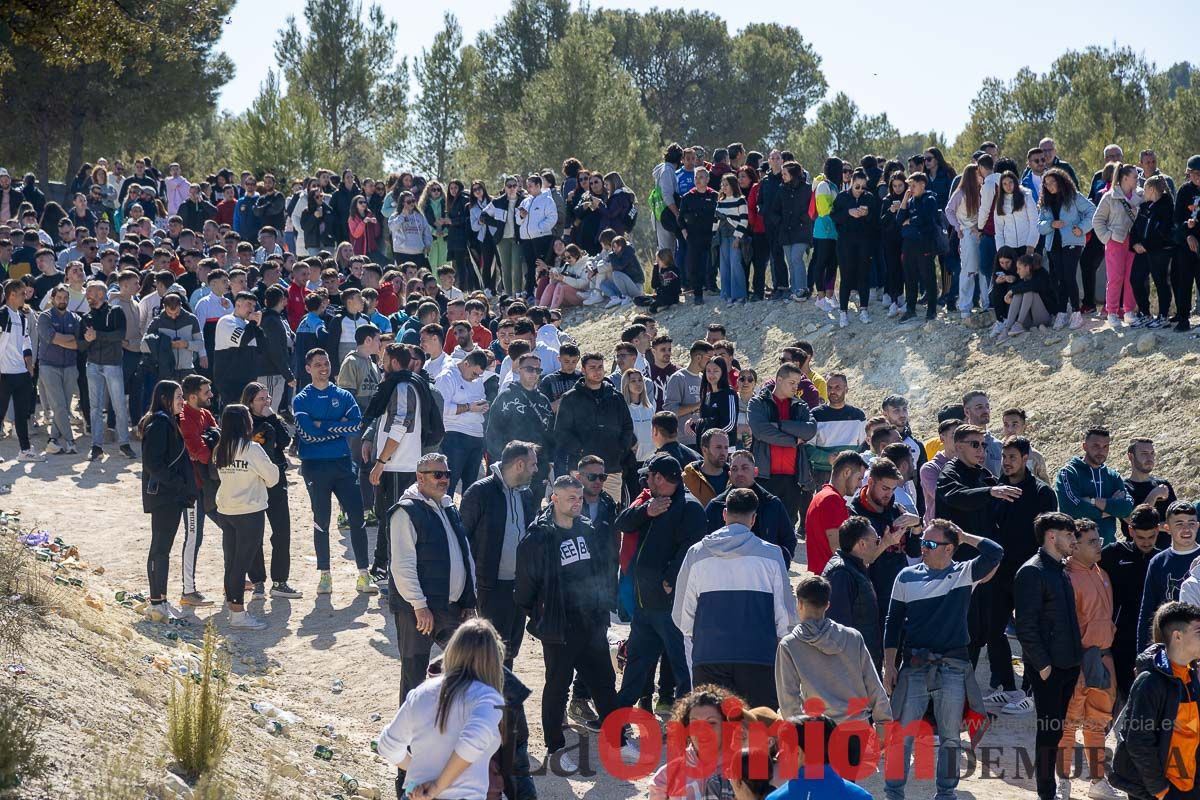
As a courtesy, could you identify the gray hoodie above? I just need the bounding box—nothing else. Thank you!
[775,617,892,724]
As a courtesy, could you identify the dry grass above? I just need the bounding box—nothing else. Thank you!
[0,687,48,797]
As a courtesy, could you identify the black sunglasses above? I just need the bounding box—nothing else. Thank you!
[419,469,451,479]
[581,472,608,481]
[920,539,950,550]
[963,440,984,449]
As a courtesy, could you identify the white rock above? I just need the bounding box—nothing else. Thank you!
[1068,338,1089,356]
[1136,333,1156,354]
[161,772,193,799]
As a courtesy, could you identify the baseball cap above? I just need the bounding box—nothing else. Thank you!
[1188,155,1200,172]
[0,168,8,177]
[641,453,682,482]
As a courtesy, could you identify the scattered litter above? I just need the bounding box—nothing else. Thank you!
[318,724,336,738]
[368,712,381,723]
[84,594,104,610]
[313,745,334,761]
[339,773,359,793]
[5,663,27,676]
[330,678,344,694]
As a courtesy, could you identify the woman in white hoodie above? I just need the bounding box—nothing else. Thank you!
[213,403,280,631]
[992,170,1040,252]
[377,618,504,800]
[1092,162,1144,326]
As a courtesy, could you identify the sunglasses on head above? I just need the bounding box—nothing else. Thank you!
[419,469,451,479]
[920,539,950,550]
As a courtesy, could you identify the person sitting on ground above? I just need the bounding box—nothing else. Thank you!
[997,252,1057,337]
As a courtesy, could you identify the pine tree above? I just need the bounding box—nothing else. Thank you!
[409,13,470,179]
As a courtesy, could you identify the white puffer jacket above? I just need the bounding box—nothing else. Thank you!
[993,187,1039,249]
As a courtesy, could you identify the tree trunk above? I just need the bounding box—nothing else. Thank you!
[64,111,86,189]
[36,113,52,189]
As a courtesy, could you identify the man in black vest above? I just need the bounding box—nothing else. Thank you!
[461,441,538,668]
[387,452,477,703]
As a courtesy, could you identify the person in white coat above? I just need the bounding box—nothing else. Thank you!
[516,174,558,299]
[377,618,505,800]
[213,403,280,630]
[993,170,1040,252]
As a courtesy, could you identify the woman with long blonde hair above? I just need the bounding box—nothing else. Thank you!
[377,618,505,800]
[419,179,450,268]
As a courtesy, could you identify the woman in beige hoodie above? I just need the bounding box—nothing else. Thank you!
[1092,163,1144,325]
[214,403,280,631]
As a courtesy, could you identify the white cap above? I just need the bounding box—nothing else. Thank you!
[0,168,9,177]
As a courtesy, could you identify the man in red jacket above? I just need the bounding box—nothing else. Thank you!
[286,261,312,330]
[177,374,219,608]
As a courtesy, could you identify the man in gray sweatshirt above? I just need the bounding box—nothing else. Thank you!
[775,573,892,764]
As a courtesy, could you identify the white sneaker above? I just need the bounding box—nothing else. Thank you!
[882,294,893,307]
[813,296,827,312]
[1008,323,1026,337]
[619,741,640,763]
[604,296,623,309]
[989,321,1006,338]
[1106,313,1121,327]
[229,610,267,631]
[1123,311,1138,326]
[17,449,46,462]
[1057,777,1072,800]
[983,686,1015,704]
[859,309,871,324]
[620,297,633,307]
[1086,776,1121,800]
[1001,694,1035,714]
[44,440,63,455]
[550,747,578,774]
[887,302,900,318]
[1052,312,1067,330]
[1069,311,1084,329]
[838,311,848,328]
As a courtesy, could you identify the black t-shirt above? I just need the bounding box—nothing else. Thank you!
[707,470,729,496]
[32,270,63,308]
[1122,476,1176,537]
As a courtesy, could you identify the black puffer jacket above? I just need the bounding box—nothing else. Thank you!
[1013,548,1083,673]
[141,412,198,513]
[484,382,554,461]
[1111,644,1200,800]
[553,379,634,472]
[822,549,882,666]
[767,181,814,245]
[935,457,998,559]
[616,481,706,612]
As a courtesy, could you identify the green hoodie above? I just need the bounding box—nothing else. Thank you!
[1055,455,1134,545]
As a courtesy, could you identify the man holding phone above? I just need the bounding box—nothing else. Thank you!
[851,457,923,630]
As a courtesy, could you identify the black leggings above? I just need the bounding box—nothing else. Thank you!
[1131,250,1172,318]
[0,372,34,451]
[148,504,187,601]
[1079,234,1104,309]
[902,240,937,316]
[809,238,837,293]
[882,233,904,301]
[1047,244,1082,314]
[748,232,770,297]
[249,481,291,585]
[220,510,265,606]
[1172,247,1200,322]
[837,237,873,311]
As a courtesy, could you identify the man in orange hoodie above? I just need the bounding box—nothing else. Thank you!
[1059,518,1120,800]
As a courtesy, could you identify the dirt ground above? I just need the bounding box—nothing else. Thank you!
[7,297,1196,798]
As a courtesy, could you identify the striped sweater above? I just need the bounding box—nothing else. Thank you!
[714,197,749,239]
[806,404,867,472]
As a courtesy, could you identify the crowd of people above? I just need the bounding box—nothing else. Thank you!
[1,142,1200,800]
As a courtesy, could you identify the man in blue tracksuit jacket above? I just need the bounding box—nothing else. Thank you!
[292,346,372,595]
[1136,501,1200,653]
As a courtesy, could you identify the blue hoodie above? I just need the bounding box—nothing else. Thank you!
[292,382,361,461]
[767,765,871,800]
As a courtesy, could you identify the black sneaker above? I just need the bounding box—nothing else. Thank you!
[693,295,705,305]
[569,698,599,723]
[88,446,103,461]
[119,444,137,459]
[898,311,917,322]
[270,582,303,598]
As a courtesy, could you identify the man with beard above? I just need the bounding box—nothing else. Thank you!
[936,424,1021,671]
[881,394,928,518]
[960,390,1002,476]
[804,449,869,576]
[986,436,1058,714]
[461,441,538,668]
[851,458,921,630]
[485,352,553,501]
[1122,436,1176,538]
[1056,426,1134,546]
[705,450,796,566]
[644,334,677,412]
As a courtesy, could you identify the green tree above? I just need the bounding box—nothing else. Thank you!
[0,1,233,185]
[231,71,331,180]
[730,23,825,146]
[789,93,900,174]
[504,20,659,203]
[408,13,470,179]
[275,0,409,157]
[0,0,229,75]
[460,0,570,179]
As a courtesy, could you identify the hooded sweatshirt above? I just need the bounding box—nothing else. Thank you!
[775,617,892,724]
[672,523,795,670]
[1056,455,1136,545]
[214,440,280,515]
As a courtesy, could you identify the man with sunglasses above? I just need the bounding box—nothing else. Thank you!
[882,518,1003,800]
[485,353,553,497]
[388,452,476,704]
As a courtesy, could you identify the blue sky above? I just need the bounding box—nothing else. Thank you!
[218,0,1194,140]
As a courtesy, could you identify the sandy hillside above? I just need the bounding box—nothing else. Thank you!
[4,297,1195,799]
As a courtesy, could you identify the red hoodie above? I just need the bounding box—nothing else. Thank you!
[179,404,216,488]
[287,279,309,330]
[618,489,651,572]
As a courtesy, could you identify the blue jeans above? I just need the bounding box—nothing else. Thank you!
[300,457,368,571]
[718,232,746,301]
[783,243,809,296]
[441,431,485,496]
[86,362,130,446]
[884,659,968,800]
[616,608,691,708]
[977,233,997,307]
